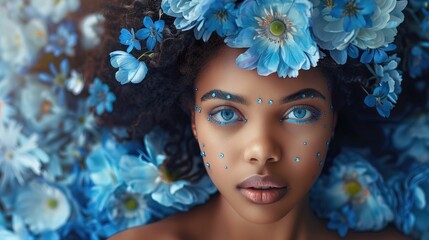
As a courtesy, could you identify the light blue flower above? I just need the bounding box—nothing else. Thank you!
[360,44,396,64]
[408,44,429,78]
[88,78,116,115]
[0,80,16,123]
[38,59,71,105]
[45,22,78,57]
[109,51,148,84]
[119,28,141,53]
[392,112,429,164]
[226,0,319,78]
[15,180,71,234]
[327,204,357,237]
[388,164,429,239]
[64,99,99,147]
[0,121,49,192]
[330,0,376,32]
[136,16,164,51]
[364,82,394,118]
[120,127,217,211]
[161,0,216,30]
[311,149,394,231]
[374,54,402,95]
[194,0,238,42]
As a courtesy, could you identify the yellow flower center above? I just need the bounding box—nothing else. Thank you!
[270,20,286,36]
[344,1,359,16]
[5,151,14,160]
[124,197,139,211]
[47,198,58,209]
[215,9,228,22]
[345,180,362,196]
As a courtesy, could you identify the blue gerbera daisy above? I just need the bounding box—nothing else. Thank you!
[226,0,319,78]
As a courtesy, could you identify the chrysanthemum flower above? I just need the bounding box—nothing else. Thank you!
[161,0,216,30]
[15,180,71,234]
[226,0,319,78]
[0,121,48,191]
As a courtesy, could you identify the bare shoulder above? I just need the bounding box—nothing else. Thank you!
[347,226,412,240]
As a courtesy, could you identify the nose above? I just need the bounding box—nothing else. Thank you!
[243,129,282,165]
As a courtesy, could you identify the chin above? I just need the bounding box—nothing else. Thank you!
[234,202,293,224]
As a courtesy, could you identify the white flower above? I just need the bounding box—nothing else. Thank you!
[15,181,71,234]
[0,78,16,123]
[0,121,49,190]
[66,70,84,95]
[80,13,105,50]
[28,0,80,23]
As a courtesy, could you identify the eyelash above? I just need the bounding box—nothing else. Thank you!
[208,105,321,126]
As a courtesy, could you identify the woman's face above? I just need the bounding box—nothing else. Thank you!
[192,46,336,224]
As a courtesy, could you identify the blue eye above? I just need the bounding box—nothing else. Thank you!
[209,108,243,126]
[282,106,321,124]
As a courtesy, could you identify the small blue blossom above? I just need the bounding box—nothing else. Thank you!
[119,28,141,53]
[136,16,164,51]
[161,0,215,30]
[88,78,116,115]
[38,59,71,105]
[330,0,376,32]
[15,180,71,234]
[311,149,394,231]
[327,205,357,237]
[0,121,49,192]
[408,44,429,78]
[45,22,78,57]
[109,51,148,84]
[360,44,397,64]
[374,54,402,95]
[364,82,394,118]
[194,1,238,42]
[64,100,99,147]
[226,0,320,78]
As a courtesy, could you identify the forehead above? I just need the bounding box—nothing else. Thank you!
[195,46,330,98]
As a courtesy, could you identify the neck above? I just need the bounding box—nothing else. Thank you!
[210,194,324,240]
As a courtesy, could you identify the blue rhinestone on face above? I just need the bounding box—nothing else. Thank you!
[202,144,205,148]
[208,117,211,121]
[201,151,206,157]
[310,95,314,99]
[294,157,301,163]
[301,94,306,98]
[244,118,248,123]
[195,88,198,92]
[224,165,228,170]
[206,162,211,169]
[316,152,321,158]
[211,92,216,97]
[268,100,273,105]
[226,94,231,99]
[220,153,224,158]
[257,98,262,104]
[304,141,308,145]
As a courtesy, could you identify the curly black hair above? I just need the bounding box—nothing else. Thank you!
[85,0,388,179]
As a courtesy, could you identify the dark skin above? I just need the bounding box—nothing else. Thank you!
[110,46,411,240]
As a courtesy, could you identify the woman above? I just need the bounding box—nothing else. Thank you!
[88,0,411,238]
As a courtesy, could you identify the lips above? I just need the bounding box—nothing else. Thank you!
[237,175,288,204]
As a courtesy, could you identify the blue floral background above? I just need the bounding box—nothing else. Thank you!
[0,0,429,239]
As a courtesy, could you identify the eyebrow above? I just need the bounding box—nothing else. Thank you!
[200,88,326,104]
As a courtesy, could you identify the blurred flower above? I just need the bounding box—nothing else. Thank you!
[38,59,71,105]
[392,112,429,164]
[45,22,77,57]
[136,16,164,51]
[364,82,394,118]
[80,13,105,50]
[226,0,319,78]
[88,78,116,115]
[162,0,215,30]
[330,0,376,32]
[28,0,80,23]
[0,121,49,191]
[408,44,429,78]
[15,180,71,234]
[327,204,357,237]
[119,28,141,53]
[65,70,84,95]
[311,149,394,231]
[0,79,16,123]
[0,216,34,240]
[194,0,238,42]
[109,51,148,84]
[64,99,98,147]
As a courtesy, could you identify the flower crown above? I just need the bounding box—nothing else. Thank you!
[109,0,407,118]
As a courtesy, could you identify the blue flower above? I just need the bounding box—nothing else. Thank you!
[65,70,84,95]
[388,164,429,238]
[64,99,98,147]
[15,180,71,234]
[119,28,141,53]
[375,54,402,95]
[0,215,34,240]
[161,0,215,30]
[311,149,394,231]
[330,0,376,32]
[0,80,16,123]
[408,44,429,78]
[226,0,319,78]
[194,1,238,42]
[38,59,71,105]
[327,205,357,237]
[88,78,116,115]
[45,22,78,57]
[109,51,148,84]
[0,121,49,192]
[360,44,396,64]
[364,82,394,118]
[136,16,164,51]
